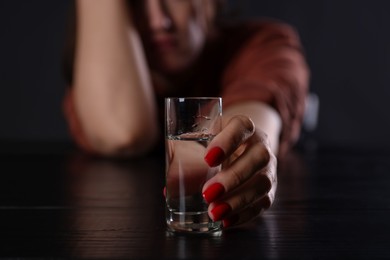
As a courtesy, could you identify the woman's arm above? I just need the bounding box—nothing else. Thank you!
[72,0,158,156]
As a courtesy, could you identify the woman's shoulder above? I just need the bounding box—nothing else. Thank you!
[214,18,303,69]
[219,18,300,47]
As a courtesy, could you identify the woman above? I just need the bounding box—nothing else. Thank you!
[62,0,309,228]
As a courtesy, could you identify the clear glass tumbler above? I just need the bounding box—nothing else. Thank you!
[165,97,223,234]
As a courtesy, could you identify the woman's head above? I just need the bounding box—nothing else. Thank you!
[130,0,222,74]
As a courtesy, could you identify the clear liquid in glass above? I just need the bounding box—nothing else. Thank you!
[165,133,222,234]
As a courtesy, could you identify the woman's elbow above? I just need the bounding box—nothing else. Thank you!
[86,126,159,157]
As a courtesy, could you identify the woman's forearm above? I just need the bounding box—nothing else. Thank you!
[73,0,158,156]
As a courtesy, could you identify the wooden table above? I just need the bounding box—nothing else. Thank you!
[0,142,389,258]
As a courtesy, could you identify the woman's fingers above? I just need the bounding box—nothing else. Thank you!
[207,160,277,222]
[224,173,277,228]
[202,134,272,203]
[204,115,255,167]
[222,195,273,228]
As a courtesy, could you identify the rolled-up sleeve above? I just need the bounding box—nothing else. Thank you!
[221,21,310,155]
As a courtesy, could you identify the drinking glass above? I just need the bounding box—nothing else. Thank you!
[165,97,222,234]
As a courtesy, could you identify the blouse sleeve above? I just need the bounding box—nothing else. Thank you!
[221,20,310,156]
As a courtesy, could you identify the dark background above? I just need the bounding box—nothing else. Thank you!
[1,0,389,149]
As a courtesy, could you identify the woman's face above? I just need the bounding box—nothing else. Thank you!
[131,0,217,74]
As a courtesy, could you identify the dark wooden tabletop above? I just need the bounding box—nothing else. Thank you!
[0,142,389,259]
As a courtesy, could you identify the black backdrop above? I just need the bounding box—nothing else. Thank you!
[1,0,389,149]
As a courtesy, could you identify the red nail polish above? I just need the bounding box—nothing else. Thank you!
[222,215,239,228]
[211,202,231,221]
[163,186,166,197]
[204,147,225,167]
[203,183,225,203]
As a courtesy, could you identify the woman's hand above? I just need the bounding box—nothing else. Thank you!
[202,113,278,228]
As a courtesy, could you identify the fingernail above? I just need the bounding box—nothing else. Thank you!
[163,186,166,197]
[203,183,225,203]
[204,146,225,167]
[222,215,239,228]
[210,202,231,221]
